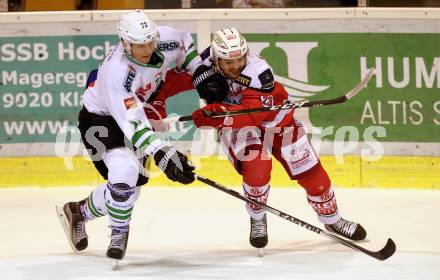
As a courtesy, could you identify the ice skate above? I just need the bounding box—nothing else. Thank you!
[107,225,129,269]
[325,217,367,241]
[250,213,268,256]
[56,199,88,251]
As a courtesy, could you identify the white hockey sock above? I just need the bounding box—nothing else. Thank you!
[105,182,140,227]
[243,182,270,220]
[307,186,341,224]
[81,183,107,220]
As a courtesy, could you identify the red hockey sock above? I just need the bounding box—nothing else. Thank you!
[297,163,330,196]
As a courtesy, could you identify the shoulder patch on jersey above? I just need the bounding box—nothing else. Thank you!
[157,40,180,52]
[260,95,274,107]
[200,47,211,61]
[235,74,252,87]
[124,97,137,110]
[123,65,137,93]
[258,68,275,91]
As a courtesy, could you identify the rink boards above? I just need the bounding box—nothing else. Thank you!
[1,155,438,188]
[1,8,439,189]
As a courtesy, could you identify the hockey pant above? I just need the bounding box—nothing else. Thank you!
[222,125,341,224]
[78,107,149,227]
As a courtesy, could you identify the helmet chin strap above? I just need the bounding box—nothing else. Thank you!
[121,39,132,55]
[211,63,227,78]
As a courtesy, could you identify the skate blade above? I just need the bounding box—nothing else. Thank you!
[111,259,119,271]
[257,248,264,257]
[55,205,78,252]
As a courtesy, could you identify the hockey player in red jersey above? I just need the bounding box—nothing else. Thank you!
[191,28,366,250]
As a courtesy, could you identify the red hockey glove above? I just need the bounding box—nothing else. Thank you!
[192,103,228,128]
[144,100,166,120]
[144,101,167,131]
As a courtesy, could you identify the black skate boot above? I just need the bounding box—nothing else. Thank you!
[325,217,367,241]
[107,226,130,260]
[249,214,268,249]
[56,199,88,251]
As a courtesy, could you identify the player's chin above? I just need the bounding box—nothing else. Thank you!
[226,72,239,79]
[139,56,151,64]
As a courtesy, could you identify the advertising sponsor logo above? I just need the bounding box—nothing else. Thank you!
[289,149,312,169]
[123,65,136,93]
[228,49,241,58]
[124,97,136,109]
[235,74,251,87]
[157,40,179,52]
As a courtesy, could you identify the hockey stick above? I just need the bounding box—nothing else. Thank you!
[195,174,396,261]
[171,69,374,123]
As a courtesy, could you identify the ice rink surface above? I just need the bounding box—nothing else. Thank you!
[1,186,439,280]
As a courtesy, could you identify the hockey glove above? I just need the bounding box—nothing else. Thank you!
[153,146,195,184]
[192,103,228,128]
[144,100,166,120]
[144,101,168,132]
[192,65,229,104]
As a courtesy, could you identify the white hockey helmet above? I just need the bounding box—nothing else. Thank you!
[211,27,248,61]
[117,10,158,53]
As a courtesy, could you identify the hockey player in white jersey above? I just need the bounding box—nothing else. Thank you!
[191,28,366,252]
[56,11,212,263]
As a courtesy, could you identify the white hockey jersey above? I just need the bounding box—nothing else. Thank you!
[83,26,201,155]
[199,47,275,105]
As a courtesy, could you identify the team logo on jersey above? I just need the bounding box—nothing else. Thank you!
[124,96,137,110]
[260,95,274,107]
[123,65,137,93]
[235,74,251,87]
[135,83,152,102]
[157,40,180,52]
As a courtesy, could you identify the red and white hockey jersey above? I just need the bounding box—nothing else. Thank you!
[201,48,318,180]
[200,47,294,130]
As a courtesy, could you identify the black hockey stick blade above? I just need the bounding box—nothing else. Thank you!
[353,237,396,261]
[375,238,397,260]
[326,232,396,261]
[195,174,396,261]
[175,68,374,122]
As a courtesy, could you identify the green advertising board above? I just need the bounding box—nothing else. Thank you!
[1,33,439,144]
[0,35,199,144]
[249,33,440,142]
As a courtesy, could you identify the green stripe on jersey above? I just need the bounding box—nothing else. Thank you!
[132,127,152,146]
[138,133,159,149]
[182,49,199,69]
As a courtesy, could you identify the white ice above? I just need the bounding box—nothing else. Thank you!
[1,187,439,280]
